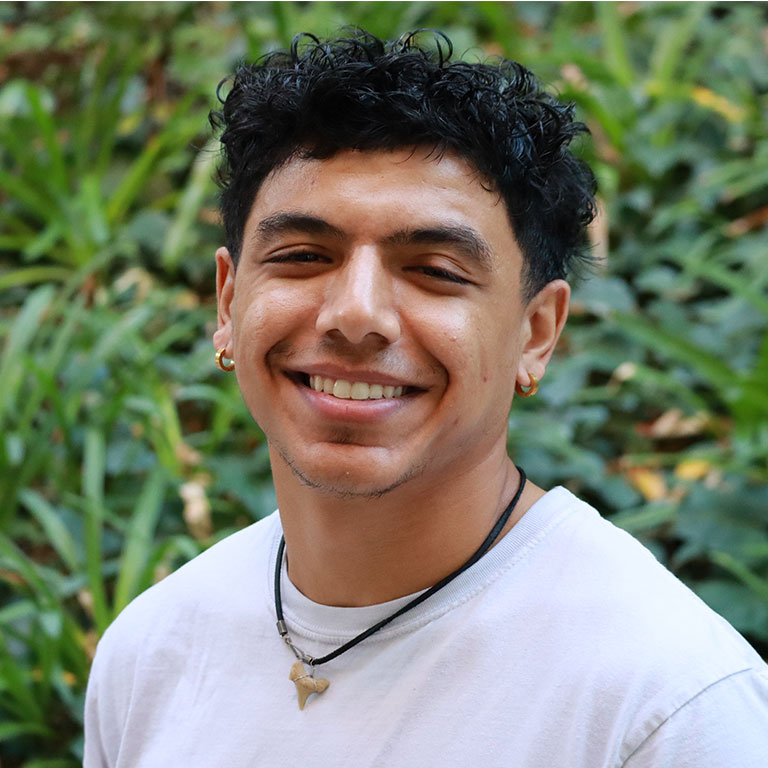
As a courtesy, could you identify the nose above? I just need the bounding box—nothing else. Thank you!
[315,248,401,345]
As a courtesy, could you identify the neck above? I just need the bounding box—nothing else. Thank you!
[272,444,545,607]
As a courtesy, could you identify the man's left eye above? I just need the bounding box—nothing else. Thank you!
[413,266,470,285]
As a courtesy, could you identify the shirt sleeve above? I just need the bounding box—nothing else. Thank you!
[622,668,768,768]
[83,623,137,768]
[83,641,111,768]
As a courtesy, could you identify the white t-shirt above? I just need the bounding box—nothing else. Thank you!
[84,487,768,767]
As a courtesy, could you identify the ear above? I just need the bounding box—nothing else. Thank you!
[213,246,236,355]
[516,279,570,388]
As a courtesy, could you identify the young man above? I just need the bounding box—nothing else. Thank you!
[84,31,768,767]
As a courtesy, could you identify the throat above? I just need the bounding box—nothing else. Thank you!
[279,467,533,608]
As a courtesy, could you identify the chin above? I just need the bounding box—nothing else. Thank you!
[275,442,426,499]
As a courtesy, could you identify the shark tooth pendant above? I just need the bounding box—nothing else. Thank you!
[289,661,330,710]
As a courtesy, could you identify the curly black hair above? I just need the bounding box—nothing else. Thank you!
[210,29,597,298]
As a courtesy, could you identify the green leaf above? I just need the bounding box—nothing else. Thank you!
[648,3,709,91]
[683,260,768,318]
[0,628,45,721]
[711,552,768,605]
[695,579,768,640]
[610,311,738,394]
[0,720,54,742]
[0,535,54,600]
[162,137,218,271]
[105,95,198,225]
[596,3,635,88]
[113,469,166,614]
[82,428,110,634]
[18,490,80,573]
[0,168,57,224]
[0,599,37,625]
[611,501,678,535]
[24,82,68,193]
[64,304,153,423]
[0,285,55,421]
[0,266,72,290]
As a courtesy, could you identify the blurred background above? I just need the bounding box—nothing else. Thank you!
[0,1,767,764]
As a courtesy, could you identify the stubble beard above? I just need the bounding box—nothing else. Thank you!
[270,435,428,500]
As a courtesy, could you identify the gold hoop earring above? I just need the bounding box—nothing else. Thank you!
[215,348,235,372]
[515,373,538,398]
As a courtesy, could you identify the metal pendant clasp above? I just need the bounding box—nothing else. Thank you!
[277,620,315,665]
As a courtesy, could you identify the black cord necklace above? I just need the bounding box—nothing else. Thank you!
[274,467,527,709]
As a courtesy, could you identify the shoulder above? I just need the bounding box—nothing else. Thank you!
[622,667,768,767]
[92,511,280,673]
[84,513,281,765]
[535,488,761,660]
[525,489,768,760]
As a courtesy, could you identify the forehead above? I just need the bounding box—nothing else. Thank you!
[246,148,515,250]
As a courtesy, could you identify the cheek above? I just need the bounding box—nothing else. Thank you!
[233,283,318,349]
[440,305,519,397]
[426,312,493,391]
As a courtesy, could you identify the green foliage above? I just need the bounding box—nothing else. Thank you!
[0,2,766,764]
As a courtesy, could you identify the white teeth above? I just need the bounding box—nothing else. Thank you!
[333,380,352,399]
[306,376,407,400]
[350,382,370,400]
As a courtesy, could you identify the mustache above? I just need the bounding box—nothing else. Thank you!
[269,337,444,380]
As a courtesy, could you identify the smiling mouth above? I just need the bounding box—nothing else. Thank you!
[291,373,417,400]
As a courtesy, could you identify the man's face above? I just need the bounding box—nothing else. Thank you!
[217,148,544,497]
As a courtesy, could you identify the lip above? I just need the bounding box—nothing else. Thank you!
[289,374,417,424]
[287,363,421,389]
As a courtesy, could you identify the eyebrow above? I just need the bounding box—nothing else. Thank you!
[253,212,344,244]
[252,212,495,271]
[385,225,495,272]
